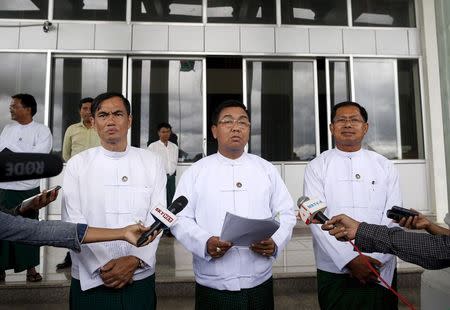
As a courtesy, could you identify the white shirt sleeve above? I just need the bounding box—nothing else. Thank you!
[267,165,296,257]
[167,144,179,176]
[304,162,359,271]
[170,167,213,261]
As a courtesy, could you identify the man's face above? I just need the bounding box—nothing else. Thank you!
[158,127,171,143]
[330,105,368,151]
[92,96,131,146]
[79,102,92,123]
[211,106,250,157]
[9,98,31,123]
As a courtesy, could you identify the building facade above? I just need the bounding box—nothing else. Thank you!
[0,0,448,223]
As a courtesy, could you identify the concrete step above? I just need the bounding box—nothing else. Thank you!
[0,270,422,309]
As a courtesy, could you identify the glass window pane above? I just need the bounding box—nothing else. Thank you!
[131,59,203,163]
[51,57,123,156]
[330,61,350,105]
[281,0,347,25]
[397,59,424,159]
[352,0,416,27]
[208,0,275,24]
[54,0,126,21]
[0,0,48,19]
[353,59,398,159]
[247,61,316,161]
[0,53,46,132]
[132,0,202,22]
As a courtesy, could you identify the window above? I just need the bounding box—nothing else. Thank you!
[281,0,347,25]
[352,0,416,27]
[132,0,202,22]
[246,60,317,161]
[53,0,126,21]
[50,57,124,155]
[208,0,276,24]
[0,0,48,19]
[353,58,424,159]
[130,59,204,162]
[0,53,47,131]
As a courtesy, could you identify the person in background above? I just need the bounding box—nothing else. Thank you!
[0,93,52,283]
[147,122,179,208]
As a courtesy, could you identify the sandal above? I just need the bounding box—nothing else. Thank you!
[26,272,42,282]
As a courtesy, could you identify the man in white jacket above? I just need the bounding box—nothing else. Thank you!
[303,101,402,309]
[62,92,166,310]
[171,100,296,310]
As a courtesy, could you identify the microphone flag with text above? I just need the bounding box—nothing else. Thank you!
[136,195,188,247]
[297,196,329,224]
[0,152,63,182]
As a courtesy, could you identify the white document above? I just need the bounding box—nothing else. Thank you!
[220,212,280,246]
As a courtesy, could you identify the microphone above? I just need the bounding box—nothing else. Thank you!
[0,152,64,182]
[297,196,329,224]
[136,195,188,247]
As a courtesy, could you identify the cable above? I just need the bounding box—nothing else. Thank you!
[348,239,416,310]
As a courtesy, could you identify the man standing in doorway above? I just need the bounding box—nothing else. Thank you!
[62,92,166,310]
[62,97,100,161]
[303,101,401,309]
[171,100,296,309]
[147,122,178,208]
[0,93,52,282]
[57,97,100,270]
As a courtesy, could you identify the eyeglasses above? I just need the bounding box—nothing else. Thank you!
[95,111,127,120]
[217,117,251,129]
[333,117,365,126]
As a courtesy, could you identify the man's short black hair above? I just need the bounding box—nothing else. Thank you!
[331,101,368,123]
[79,97,94,110]
[157,122,172,131]
[91,92,131,116]
[11,94,37,116]
[211,100,249,125]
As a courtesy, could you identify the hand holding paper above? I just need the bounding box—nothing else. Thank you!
[220,212,280,247]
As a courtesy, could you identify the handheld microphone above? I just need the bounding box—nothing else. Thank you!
[0,152,64,182]
[136,195,188,247]
[297,196,329,224]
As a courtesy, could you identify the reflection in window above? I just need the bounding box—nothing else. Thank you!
[352,0,416,27]
[329,61,350,105]
[247,61,316,161]
[354,59,398,159]
[0,0,48,19]
[51,57,123,155]
[131,59,203,162]
[281,0,347,25]
[208,0,275,24]
[397,59,424,159]
[132,0,202,22]
[54,0,126,21]
[0,53,46,131]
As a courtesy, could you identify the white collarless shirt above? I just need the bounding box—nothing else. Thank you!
[61,146,167,291]
[171,152,296,291]
[147,140,178,176]
[304,148,402,287]
[0,121,52,190]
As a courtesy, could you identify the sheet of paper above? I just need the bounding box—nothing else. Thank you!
[220,212,280,246]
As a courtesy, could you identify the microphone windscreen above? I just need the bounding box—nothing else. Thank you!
[297,195,310,207]
[168,195,188,214]
[0,152,64,182]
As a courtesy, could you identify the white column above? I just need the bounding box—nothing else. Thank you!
[419,0,449,223]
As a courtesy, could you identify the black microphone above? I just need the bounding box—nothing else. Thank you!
[0,152,64,182]
[297,195,329,224]
[136,195,188,247]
